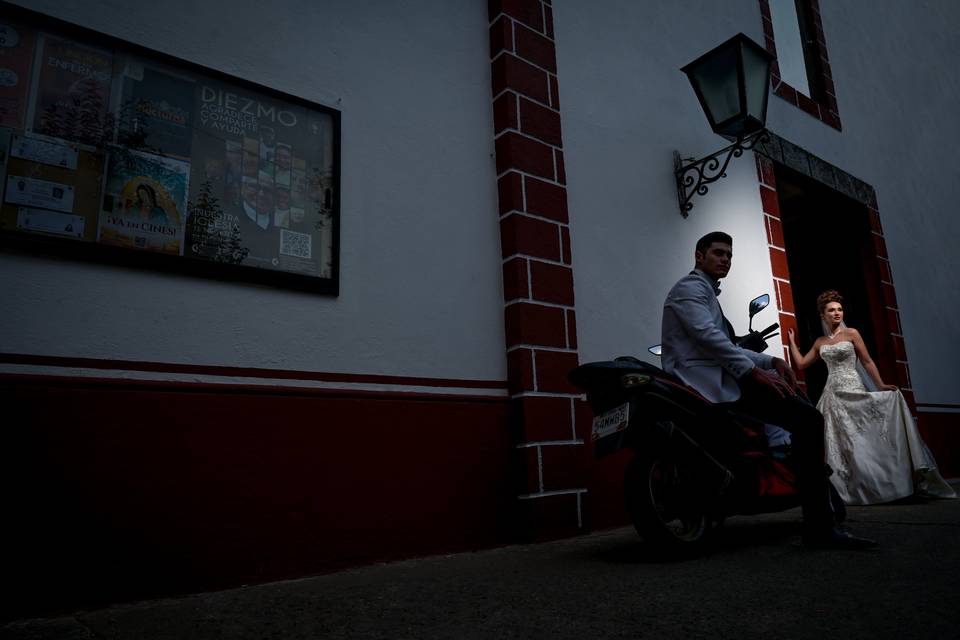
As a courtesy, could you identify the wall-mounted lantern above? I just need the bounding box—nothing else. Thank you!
[675,33,774,217]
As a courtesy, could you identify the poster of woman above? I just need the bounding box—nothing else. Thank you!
[98,150,189,255]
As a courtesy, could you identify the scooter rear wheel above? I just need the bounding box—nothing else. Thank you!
[625,454,713,553]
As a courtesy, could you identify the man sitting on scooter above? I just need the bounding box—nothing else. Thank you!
[661,231,877,549]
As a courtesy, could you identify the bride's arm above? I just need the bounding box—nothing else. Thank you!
[849,328,898,391]
[787,329,820,370]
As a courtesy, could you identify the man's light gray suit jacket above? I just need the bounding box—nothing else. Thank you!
[661,270,774,403]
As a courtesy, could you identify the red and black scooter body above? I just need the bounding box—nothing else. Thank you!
[570,357,803,519]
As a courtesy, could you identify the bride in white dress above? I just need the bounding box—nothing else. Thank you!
[787,290,955,505]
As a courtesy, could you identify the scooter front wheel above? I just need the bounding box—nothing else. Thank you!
[625,454,713,553]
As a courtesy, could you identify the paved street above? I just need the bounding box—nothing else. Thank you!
[3,483,959,640]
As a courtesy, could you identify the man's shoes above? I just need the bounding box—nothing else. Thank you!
[802,526,878,549]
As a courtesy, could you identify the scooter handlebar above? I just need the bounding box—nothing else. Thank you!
[758,323,779,337]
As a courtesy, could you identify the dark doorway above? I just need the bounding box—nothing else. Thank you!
[774,165,893,402]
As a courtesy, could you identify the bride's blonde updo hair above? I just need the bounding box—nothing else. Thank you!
[817,290,843,315]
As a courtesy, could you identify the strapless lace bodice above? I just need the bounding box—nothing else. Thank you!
[820,341,866,393]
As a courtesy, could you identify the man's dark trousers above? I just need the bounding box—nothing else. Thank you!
[722,377,834,528]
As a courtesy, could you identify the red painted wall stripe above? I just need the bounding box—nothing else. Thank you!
[1,373,511,403]
[0,352,507,390]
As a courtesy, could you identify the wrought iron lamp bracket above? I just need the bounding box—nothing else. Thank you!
[674,129,771,218]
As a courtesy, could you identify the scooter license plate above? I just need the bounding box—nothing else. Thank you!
[592,402,629,441]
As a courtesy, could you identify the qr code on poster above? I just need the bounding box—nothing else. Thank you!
[280,229,312,259]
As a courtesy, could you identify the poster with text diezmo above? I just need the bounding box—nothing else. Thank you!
[187,78,334,277]
[98,149,189,256]
[29,34,112,145]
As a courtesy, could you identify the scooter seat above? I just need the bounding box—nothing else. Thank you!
[568,356,683,392]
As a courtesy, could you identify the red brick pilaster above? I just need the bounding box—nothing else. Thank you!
[756,157,804,383]
[866,192,916,415]
[490,0,585,539]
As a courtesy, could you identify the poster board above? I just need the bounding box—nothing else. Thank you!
[0,6,340,293]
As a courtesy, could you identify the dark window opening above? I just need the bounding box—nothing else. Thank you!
[794,0,826,101]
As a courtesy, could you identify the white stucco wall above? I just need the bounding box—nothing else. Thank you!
[2,0,507,381]
[554,0,782,365]
[6,1,957,401]
[555,0,960,404]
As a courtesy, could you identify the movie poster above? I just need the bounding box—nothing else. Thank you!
[29,34,112,145]
[0,21,36,129]
[186,78,334,277]
[99,149,189,255]
[113,56,194,159]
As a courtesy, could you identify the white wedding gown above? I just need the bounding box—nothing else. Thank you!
[818,341,956,505]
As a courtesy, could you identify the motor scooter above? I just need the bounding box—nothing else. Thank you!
[569,294,845,553]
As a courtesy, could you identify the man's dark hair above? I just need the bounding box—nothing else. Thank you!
[695,231,732,255]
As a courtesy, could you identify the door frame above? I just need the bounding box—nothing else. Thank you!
[753,133,913,411]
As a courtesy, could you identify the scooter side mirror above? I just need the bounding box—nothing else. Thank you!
[648,344,662,357]
[748,294,770,318]
[747,293,770,331]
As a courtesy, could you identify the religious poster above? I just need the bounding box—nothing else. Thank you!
[0,21,36,129]
[113,56,194,159]
[98,149,189,255]
[186,78,335,277]
[29,34,113,145]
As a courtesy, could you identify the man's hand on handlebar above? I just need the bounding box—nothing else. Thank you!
[772,358,798,390]
[748,365,797,398]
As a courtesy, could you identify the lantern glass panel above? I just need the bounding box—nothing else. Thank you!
[742,43,772,121]
[690,45,741,127]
